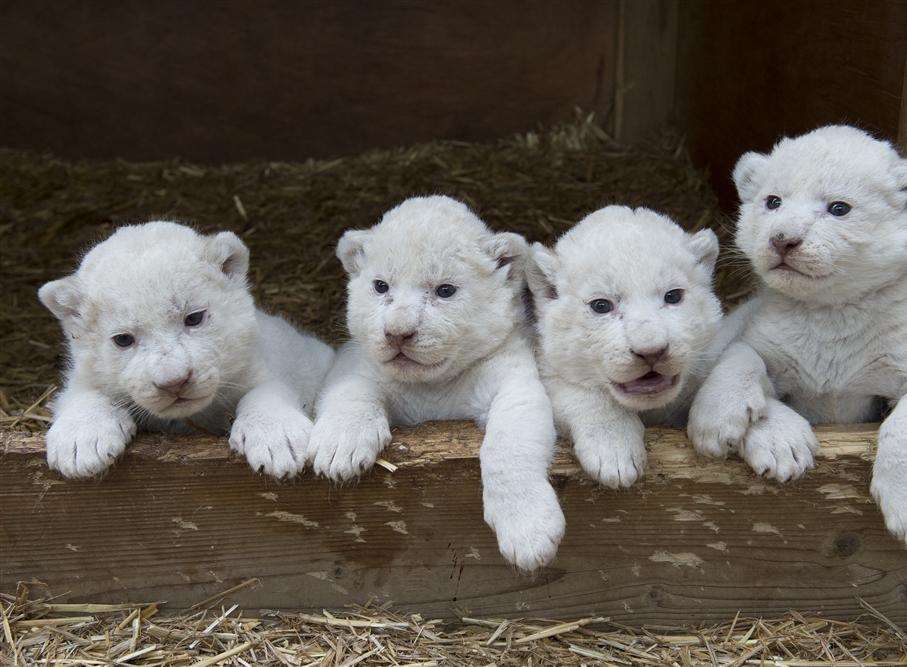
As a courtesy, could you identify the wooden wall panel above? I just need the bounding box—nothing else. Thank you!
[0,0,618,162]
[676,0,907,209]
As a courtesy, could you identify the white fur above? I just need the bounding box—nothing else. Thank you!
[310,196,565,571]
[39,221,334,479]
[689,126,907,533]
[527,206,725,488]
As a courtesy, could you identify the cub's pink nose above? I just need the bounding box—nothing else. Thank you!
[154,371,192,394]
[632,346,668,366]
[385,330,416,348]
[770,233,802,256]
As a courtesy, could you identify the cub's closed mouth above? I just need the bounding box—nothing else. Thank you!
[386,352,440,369]
[163,394,212,410]
[771,262,826,280]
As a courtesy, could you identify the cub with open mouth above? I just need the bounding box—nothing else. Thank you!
[688,126,907,544]
[39,221,334,479]
[309,195,565,571]
[527,206,725,488]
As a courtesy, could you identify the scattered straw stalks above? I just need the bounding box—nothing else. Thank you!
[1,584,906,666]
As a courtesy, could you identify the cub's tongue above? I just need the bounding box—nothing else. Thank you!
[618,371,675,395]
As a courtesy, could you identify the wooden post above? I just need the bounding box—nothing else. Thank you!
[614,0,679,143]
[899,51,907,154]
[2,423,906,625]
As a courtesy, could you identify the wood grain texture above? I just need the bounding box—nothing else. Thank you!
[0,0,618,162]
[3,422,907,625]
[614,0,678,143]
[899,50,907,153]
[676,0,907,209]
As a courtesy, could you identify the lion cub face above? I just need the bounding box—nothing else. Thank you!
[529,206,722,411]
[39,221,257,419]
[337,196,528,384]
[734,125,907,304]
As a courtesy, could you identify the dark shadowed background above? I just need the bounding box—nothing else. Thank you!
[1,0,905,208]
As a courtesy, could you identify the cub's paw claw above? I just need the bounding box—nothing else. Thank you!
[688,382,767,459]
[739,402,817,483]
[46,409,136,479]
[308,413,392,482]
[230,408,312,479]
[575,432,646,489]
[484,481,565,572]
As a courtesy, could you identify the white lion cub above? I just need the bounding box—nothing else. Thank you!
[39,221,334,479]
[687,126,907,541]
[527,206,725,487]
[308,195,565,571]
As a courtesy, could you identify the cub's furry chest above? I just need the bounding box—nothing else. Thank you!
[384,373,484,426]
[745,300,907,419]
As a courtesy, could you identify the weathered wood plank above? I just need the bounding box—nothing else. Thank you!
[2,423,906,625]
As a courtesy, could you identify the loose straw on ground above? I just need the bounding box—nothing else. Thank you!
[2,582,906,666]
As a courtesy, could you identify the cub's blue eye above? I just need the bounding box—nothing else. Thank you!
[765,195,782,210]
[112,333,135,348]
[828,201,851,217]
[373,280,389,294]
[435,284,457,298]
[589,298,613,314]
[664,289,684,305]
[184,310,206,327]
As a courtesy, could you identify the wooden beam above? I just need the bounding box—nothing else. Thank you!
[614,0,679,143]
[2,423,906,626]
[899,50,907,154]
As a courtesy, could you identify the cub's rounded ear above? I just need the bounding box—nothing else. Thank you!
[207,231,249,280]
[688,228,720,275]
[732,151,769,202]
[336,229,370,275]
[526,243,559,299]
[483,231,528,280]
[38,276,83,326]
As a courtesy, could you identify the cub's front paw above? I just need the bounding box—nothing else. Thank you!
[739,401,817,483]
[688,380,767,458]
[871,456,907,544]
[46,408,136,479]
[230,407,312,479]
[308,411,392,482]
[483,480,565,572]
[574,429,646,489]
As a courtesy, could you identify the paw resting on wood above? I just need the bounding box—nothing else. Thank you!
[229,406,312,479]
[308,411,392,482]
[738,400,817,483]
[46,406,136,479]
[688,375,767,459]
[574,427,646,489]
